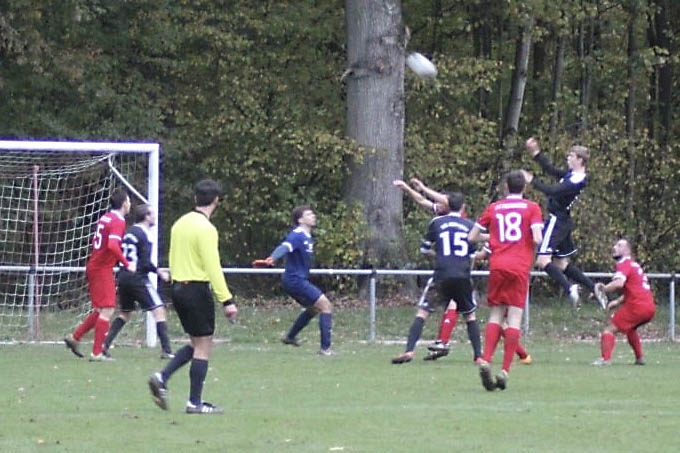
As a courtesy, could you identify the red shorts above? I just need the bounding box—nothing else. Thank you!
[487,268,529,308]
[86,268,116,309]
[612,303,655,333]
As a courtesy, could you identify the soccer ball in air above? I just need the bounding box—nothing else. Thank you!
[406,53,437,79]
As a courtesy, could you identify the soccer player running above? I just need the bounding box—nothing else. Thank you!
[591,239,655,366]
[148,179,237,415]
[522,137,608,309]
[64,189,135,361]
[469,170,543,391]
[101,204,174,359]
[391,192,484,364]
[254,206,334,355]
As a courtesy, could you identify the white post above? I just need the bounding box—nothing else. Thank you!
[145,145,161,347]
[369,271,377,342]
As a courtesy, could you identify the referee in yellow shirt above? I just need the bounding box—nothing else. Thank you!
[148,179,237,415]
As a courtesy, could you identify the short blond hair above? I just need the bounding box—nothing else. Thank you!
[569,145,589,163]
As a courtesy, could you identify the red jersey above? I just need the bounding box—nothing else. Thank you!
[86,211,129,273]
[614,257,654,309]
[476,195,543,274]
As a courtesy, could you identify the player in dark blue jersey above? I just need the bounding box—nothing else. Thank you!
[523,137,607,309]
[254,205,334,355]
[392,192,486,364]
[102,204,174,359]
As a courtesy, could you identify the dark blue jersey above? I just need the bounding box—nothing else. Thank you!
[532,153,587,219]
[274,227,314,281]
[118,224,157,283]
[421,213,476,280]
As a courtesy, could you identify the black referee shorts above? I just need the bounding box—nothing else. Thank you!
[171,281,215,337]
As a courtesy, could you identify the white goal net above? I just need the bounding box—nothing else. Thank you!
[0,141,159,343]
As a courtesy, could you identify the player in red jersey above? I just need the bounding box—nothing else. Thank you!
[469,170,543,390]
[592,239,655,366]
[64,189,135,360]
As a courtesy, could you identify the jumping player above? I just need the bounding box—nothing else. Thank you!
[469,170,543,391]
[102,204,174,359]
[254,206,334,355]
[522,137,608,309]
[64,189,135,361]
[592,239,655,366]
[391,192,484,364]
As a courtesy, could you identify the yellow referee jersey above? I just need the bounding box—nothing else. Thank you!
[169,211,232,303]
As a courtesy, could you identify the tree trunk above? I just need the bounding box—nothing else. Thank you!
[653,0,672,146]
[549,32,565,143]
[502,15,534,164]
[344,0,406,268]
[625,1,638,232]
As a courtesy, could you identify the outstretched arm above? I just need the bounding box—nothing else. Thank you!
[409,178,449,207]
[393,179,436,212]
[525,137,568,180]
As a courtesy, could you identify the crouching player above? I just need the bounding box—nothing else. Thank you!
[592,239,655,366]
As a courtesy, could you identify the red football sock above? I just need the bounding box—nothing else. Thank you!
[626,330,643,360]
[515,342,528,359]
[482,322,502,363]
[601,332,615,360]
[73,311,100,341]
[92,317,110,356]
[438,309,458,344]
[502,327,520,372]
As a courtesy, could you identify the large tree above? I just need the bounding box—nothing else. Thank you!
[344,0,407,267]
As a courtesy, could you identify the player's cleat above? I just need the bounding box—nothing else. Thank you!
[594,284,608,310]
[391,352,414,364]
[185,401,224,415]
[518,354,532,365]
[318,348,336,356]
[160,351,175,360]
[427,340,450,352]
[568,284,580,308]
[495,370,508,390]
[148,373,168,410]
[101,349,114,360]
[634,358,646,366]
[89,352,115,362]
[281,336,302,347]
[423,349,449,361]
[591,358,611,366]
[474,357,484,365]
[478,361,496,391]
[64,335,84,358]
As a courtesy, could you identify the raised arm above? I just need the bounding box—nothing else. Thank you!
[409,178,449,207]
[525,137,568,180]
[393,180,436,212]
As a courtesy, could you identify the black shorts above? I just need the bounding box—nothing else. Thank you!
[417,277,476,314]
[171,281,215,337]
[117,276,165,312]
[538,215,577,258]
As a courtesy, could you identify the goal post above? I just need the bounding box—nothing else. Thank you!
[0,140,160,346]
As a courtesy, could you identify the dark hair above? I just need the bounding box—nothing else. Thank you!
[446,192,464,212]
[505,170,526,194]
[110,189,129,210]
[133,203,152,223]
[194,179,222,207]
[292,205,312,225]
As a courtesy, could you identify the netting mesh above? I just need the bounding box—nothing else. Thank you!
[0,149,149,341]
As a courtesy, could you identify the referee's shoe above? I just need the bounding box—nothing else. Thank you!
[185,401,224,415]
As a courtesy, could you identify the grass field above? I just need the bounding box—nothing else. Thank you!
[2,306,680,453]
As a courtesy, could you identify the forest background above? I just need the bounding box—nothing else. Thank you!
[2,0,679,295]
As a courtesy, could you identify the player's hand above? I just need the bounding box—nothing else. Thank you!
[392,179,408,190]
[223,303,238,322]
[158,270,170,282]
[525,137,540,156]
[126,261,137,273]
[409,178,425,191]
[520,169,534,184]
[252,257,274,267]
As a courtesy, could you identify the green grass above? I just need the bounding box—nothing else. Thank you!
[2,332,680,452]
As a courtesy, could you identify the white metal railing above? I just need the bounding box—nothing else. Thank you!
[1,265,676,342]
